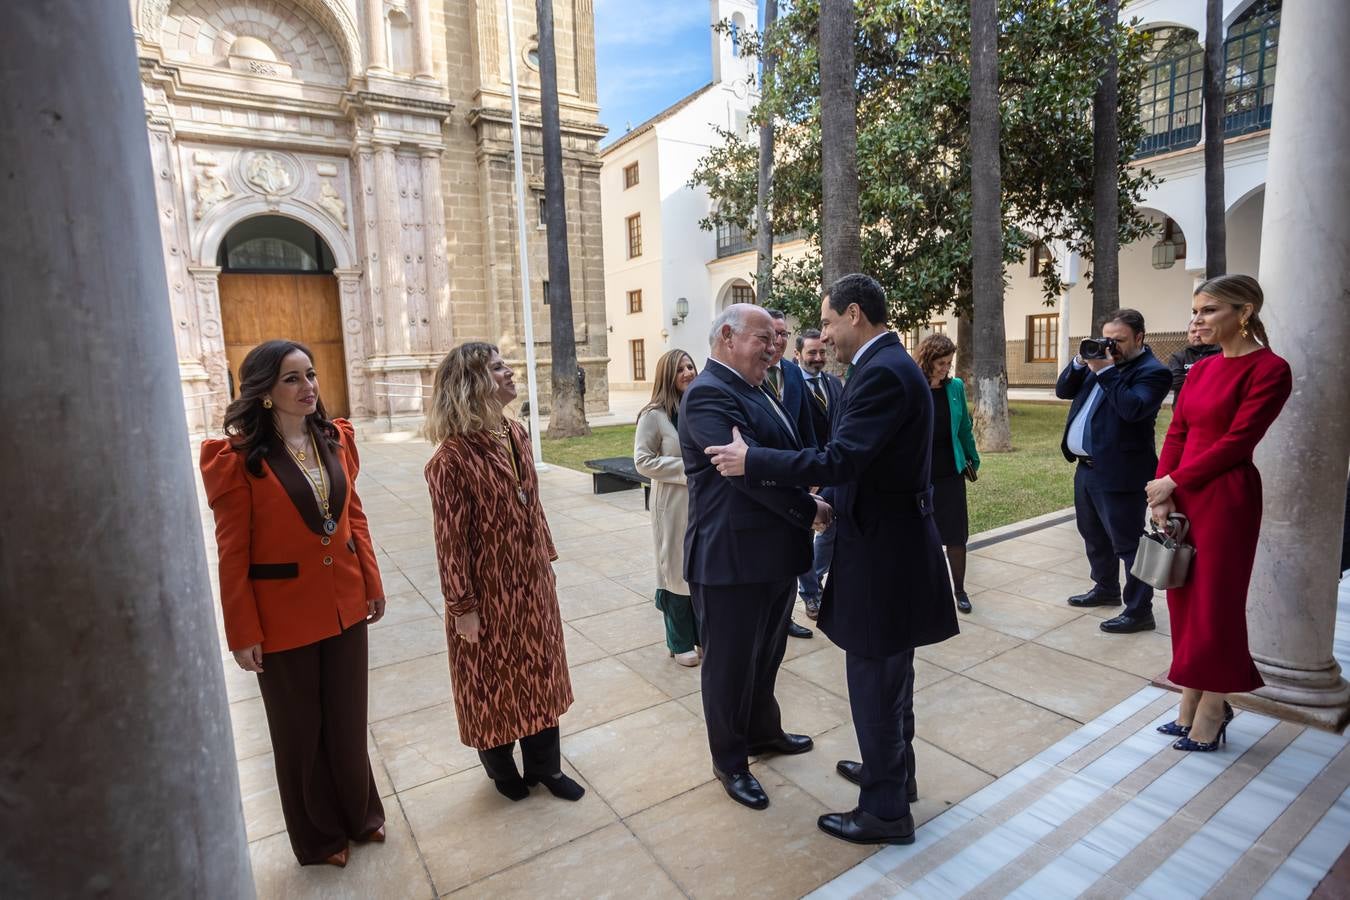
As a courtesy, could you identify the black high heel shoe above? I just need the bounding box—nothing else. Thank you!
[1173,719,1228,752]
[525,771,585,801]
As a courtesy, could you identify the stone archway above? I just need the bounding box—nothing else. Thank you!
[192,198,367,426]
[134,0,363,78]
[714,277,756,312]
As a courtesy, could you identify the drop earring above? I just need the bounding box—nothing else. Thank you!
[1240,319,1250,340]
[263,397,273,409]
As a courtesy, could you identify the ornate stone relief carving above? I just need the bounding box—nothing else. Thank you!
[193,166,234,220]
[319,180,349,228]
[243,151,296,197]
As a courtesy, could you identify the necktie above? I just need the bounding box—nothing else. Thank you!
[809,376,828,409]
[845,363,855,381]
[766,366,782,399]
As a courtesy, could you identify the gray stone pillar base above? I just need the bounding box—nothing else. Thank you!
[1249,655,1350,732]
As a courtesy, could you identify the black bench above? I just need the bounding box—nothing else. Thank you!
[584,457,651,510]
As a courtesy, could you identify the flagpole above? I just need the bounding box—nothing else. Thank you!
[503,0,546,467]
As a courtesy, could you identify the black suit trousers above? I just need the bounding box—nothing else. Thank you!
[256,621,385,864]
[691,579,795,774]
[845,648,916,821]
[1073,463,1154,616]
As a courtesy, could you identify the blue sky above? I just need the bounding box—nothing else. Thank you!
[594,0,749,145]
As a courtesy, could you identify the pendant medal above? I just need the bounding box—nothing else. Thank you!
[323,517,337,535]
[518,488,527,505]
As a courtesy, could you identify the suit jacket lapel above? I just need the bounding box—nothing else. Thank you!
[265,433,330,536]
[314,425,348,525]
[748,382,801,448]
[708,359,800,448]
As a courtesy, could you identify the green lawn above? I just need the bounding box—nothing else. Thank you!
[541,402,1173,536]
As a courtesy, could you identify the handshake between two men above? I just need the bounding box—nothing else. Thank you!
[674,283,959,847]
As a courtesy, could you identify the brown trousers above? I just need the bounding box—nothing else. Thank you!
[256,620,384,864]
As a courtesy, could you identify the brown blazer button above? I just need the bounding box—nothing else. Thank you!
[322,555,333,566]
[321,536,331,546]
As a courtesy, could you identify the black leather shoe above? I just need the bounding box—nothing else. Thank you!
[748,732,814,756]
[712,767,769,810]
[835,760,919,802]
[1100,613,1156,634]
[1068,586,1122,607]
[803,597,821,620]
[955,591,972,613]
[787,620,814,639]
[818,808,915,845]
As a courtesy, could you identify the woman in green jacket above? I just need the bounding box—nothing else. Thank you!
[915,334,980,613]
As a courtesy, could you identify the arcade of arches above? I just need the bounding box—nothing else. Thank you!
[132,0,611,429]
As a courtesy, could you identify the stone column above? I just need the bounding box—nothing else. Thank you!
[366,0,388,73]
[413,0,436,81]
[421,150,453,353]
[0,2,253,895]
[334,268,372,418]
[188,264,231,431]
[573,0,598,103]
[1246,0,1350,731]
[373,139,409,355]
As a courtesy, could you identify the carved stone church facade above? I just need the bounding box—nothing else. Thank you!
[131,0,608,428]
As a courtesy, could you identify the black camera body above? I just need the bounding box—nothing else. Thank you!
[1079,337,1118,360]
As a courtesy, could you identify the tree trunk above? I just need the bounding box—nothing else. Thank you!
[1203,0,1227,276]
[969,0,1012,452]
[818,0,861,288]
[955,307,974,385]
[537,0,588,437]
[756,0,779,305]
[1091,0,1120,334]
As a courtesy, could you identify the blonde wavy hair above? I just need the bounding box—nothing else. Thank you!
[425,342,504,443]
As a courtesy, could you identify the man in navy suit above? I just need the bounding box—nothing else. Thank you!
[707,275,958,845]
[1056,308,1171,634]
[794,328,844,620]
[678,303,831,811]
[766,309,818,639]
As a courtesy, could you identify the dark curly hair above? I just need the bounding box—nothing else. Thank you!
[221,339,339,477]
[914,333,957,383]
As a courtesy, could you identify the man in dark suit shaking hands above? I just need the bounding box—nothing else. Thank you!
[1056,308,1171,634]
[706,275,959,845]
[678,303,832,811]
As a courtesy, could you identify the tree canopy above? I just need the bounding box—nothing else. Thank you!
[693,0,1159,329]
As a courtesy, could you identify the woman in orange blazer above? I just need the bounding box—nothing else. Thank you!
[201,339,386,868]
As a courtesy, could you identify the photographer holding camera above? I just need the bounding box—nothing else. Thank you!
[1056,309,1172,634]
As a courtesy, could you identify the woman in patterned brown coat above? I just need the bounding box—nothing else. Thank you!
[424,342,582,802]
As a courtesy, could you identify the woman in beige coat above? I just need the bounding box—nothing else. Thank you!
[633,349,700,666]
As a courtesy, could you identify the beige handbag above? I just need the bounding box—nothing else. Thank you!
[1131,514,1195,590]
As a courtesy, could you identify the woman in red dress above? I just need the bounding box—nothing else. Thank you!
[1145,275,1291,752]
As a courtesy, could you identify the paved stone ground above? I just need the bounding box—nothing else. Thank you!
[197,431,1345,898]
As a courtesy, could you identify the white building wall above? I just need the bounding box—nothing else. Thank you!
[600,135,664,389]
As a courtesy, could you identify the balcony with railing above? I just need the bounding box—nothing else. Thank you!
[1133,0,1279,159]
[715,222,809,258]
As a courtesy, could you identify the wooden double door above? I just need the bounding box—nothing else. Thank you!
[219,273,350,418]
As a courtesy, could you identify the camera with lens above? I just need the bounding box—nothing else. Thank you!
[1079,337,1118,360]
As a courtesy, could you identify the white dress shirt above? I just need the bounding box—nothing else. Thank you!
[1065,360,1113,457]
